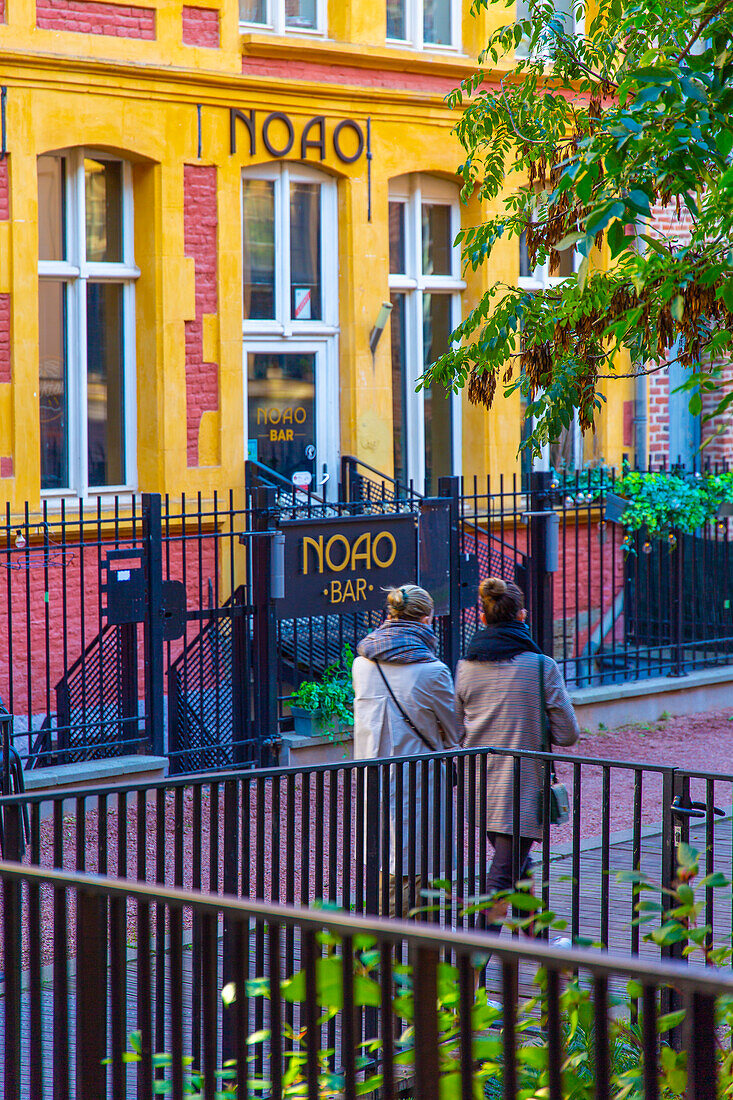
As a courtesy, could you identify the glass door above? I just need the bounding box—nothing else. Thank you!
[245,342,337,495]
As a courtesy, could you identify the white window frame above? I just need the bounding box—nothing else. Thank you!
[518,232,582,472]
[239,0,326,36]
[242,163,338,337]
[38,148,139,499]
[242,163,339,493]
[515,0,584,59]
[386,0,461,52]
[388,174,465,490]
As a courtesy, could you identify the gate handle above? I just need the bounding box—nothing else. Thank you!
[671,796,725,819]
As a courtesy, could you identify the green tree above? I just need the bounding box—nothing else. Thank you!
[423,0,733,457]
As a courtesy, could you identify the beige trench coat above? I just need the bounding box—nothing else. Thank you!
[352,656,461,875]
[455,652,579,840]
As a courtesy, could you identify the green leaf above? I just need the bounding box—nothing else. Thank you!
[627,189,651,215]
[554,231,583,252]
[671,295,684,322]
[716,130,733,157]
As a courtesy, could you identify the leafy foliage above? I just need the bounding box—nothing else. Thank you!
[116,849,733,1097]
[614,467,733,536]
[422,0,733,455]
[288,645,355,733]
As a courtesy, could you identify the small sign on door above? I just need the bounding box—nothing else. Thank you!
[293,288,312,320]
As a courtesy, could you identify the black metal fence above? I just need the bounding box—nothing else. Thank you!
[1,743,730,968]
[1,458,732,778]
[1,857,730,1100]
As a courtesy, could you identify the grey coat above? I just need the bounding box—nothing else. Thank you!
[455,652,579,840]
[352,656,461,873]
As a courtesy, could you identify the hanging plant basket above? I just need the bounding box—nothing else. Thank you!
[603,491,628,525]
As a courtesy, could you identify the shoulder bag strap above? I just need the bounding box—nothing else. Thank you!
[538,654,559,783]
[374,660,435,753]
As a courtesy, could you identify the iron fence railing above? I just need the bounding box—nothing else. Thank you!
[1,744,730,968]
[1,458,732,776]
[1,857,731,1099]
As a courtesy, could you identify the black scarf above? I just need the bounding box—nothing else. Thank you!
[465,621,542,662]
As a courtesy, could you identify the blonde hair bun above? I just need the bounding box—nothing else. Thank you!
[385,584,434,621]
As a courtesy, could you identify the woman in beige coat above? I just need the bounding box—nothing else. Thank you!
[352,584,461,914]
[455,577,579,935]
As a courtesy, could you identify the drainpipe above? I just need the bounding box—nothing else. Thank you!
[633,225,648,470]
[634,370,647,471]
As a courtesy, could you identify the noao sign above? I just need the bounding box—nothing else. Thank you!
[277,514,416,616]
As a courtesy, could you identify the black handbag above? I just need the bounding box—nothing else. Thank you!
[539,655,570,825]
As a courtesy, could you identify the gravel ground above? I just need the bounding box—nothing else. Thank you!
[551,705,733,844]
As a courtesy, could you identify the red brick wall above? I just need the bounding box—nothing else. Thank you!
[182,5,220,47]
[0,0,5,21]
[183,165,219,467]
[645,201,733,468]
[36,0,156,38]
[0,457,12,478]
[0,160,9,221]
[0,293,10,384]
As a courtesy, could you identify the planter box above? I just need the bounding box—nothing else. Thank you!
[603,491,628,525]
[290,706,353,739]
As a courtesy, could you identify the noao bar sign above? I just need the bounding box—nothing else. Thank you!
[278,513,416,616]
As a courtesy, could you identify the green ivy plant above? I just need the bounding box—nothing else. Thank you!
[115,844,733,1098]
[288,645,355,736]
[550,462,614,504]
[613,468,733,539]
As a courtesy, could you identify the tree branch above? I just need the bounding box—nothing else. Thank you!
[675,0,728,64]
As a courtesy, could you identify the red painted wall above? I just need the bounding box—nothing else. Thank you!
[241,56,459,95]
[0,161,7,219]
[0,293,10,385]
[183,165,219,467]
[182,5,220,47]
[36,0,156,39]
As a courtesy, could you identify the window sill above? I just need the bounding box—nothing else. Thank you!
[240,32,473,78]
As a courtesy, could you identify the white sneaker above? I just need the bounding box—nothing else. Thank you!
[550,936,572,950]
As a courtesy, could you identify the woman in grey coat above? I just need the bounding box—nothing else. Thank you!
[353,584,461,915]
[455,577,579,934]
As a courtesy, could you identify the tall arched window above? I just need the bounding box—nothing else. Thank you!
[242,163,338,492]
[38,150,138,494]
[388,174,464,493]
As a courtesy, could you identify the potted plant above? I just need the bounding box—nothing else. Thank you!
[288,645,354,739]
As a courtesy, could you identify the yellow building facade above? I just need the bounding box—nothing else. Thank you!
[0,0,633,510]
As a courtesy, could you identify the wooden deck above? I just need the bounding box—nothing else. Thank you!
[2,816,730,1097]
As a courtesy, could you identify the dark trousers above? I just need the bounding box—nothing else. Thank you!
[485,832,534,936]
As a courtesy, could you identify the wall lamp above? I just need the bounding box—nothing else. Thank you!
[369,301,393,356]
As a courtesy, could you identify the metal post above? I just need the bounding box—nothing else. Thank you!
[660,768,685,1043]
[252,486,278,767]
[364,766,380,917]
[76,890,108,1098]
[671,528,684,676]
[142,493,165,756]
[528,471,554,656]
[438,476,461,671]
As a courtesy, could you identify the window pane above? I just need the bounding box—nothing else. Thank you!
[243,179,276,321]
[423,293,453,495]
[87,283,125,486]
[422,203,452,276]
[240,0,266,20]
[38,155,65,262]
[389,202,406,274]
[285,0,316,28]
[39,280,69,490]
[290,182,321,321]
[247,352,316,481]
[424,0,451,44]
[519,229,532,279]
[390,293,409,487]
[387,0,406,38]
[85,159,122,263]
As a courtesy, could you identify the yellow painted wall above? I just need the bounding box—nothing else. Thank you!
[0,0,629,512]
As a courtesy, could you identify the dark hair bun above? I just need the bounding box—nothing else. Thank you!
[481,577,507,600]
